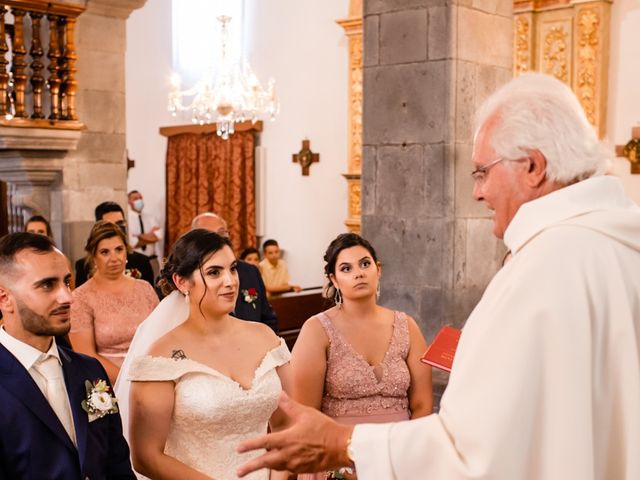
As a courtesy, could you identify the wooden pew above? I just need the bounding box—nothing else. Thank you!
[271,287,330,350]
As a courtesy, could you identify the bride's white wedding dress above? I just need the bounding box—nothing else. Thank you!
[128,338,290,480]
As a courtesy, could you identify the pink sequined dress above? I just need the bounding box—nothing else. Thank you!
[299,310,412,480]
[70,278,159,366]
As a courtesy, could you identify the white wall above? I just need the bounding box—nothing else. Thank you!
[125,0,174,256]
[607,0,640,204]
[126,0,349,287]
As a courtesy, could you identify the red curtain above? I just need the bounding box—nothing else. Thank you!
[165,131,256,255]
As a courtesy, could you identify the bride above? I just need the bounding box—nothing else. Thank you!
[115,229,291,480]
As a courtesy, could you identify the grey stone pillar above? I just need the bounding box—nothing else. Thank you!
[62,0,147,262]
[362,1,513,401]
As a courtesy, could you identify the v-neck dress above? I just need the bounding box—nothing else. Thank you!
[298,312,411,480]
[318,310,411,421]
[128,338,290,480]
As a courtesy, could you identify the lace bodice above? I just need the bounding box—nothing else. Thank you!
[128,338,291,479]
[319,311,411,417]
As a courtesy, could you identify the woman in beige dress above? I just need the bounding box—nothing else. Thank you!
[70,220,158,383]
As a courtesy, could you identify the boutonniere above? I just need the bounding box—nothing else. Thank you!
[242,288,258,309]
[81,379,119,422]
[125,267,142,279]
[326,468,354,479]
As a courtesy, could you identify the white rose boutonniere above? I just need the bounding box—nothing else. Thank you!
[81,379,119,422]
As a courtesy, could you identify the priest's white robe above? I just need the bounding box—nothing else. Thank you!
[352,176,640,479]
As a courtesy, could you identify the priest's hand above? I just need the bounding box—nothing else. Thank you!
[236,392,354,477]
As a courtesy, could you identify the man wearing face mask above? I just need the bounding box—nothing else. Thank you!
[74,202,155,288]
[127,190,162,278]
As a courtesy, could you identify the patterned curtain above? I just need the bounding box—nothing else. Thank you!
[165,131,256,256]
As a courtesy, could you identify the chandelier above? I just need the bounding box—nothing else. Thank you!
[168,16,279,140]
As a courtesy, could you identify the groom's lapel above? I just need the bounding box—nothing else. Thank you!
[60,347,88,469]
[0,344,76,453]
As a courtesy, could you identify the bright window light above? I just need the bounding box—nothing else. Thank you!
[171,0,245,86]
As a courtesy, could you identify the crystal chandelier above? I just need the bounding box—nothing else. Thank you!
[168,15,279,140]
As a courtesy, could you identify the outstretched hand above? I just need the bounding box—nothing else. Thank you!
[236,392,354,477]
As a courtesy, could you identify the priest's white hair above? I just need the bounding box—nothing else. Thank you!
[474,72,612,184]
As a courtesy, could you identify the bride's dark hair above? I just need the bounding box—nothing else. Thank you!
[158,229,233,298]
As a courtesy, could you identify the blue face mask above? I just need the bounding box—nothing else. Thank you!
[133,199,144,211]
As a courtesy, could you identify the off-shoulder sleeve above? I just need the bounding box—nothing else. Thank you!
[255,338,291,379]
[70,289,94,333]
[128,356,210,382]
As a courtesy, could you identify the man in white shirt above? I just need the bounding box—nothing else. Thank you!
[236,73,640,479]
[128,190,163,275]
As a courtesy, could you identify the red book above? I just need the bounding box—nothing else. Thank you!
[420,326,461,372]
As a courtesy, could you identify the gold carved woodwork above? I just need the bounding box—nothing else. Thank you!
[343,175,361,234]
[575,6,600,127]
[513,0,611,137]
[542,25,569,82]
[514,15,532,75]
[337,0,363,234]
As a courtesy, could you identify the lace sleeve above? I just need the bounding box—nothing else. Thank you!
[271,337,291,366]
[70,288,94,333]
[254,338,291,380]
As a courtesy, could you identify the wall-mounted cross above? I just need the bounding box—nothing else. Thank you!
[126,149,136,171]
[292,139,319,176]
[615,126,640,174]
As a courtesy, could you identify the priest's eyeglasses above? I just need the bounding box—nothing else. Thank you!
[471,157,505,183]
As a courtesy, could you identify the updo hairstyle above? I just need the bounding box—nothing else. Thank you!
[323,233,379,299]
[158,229,233,297]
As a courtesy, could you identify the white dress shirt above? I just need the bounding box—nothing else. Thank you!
[127,208,163,258]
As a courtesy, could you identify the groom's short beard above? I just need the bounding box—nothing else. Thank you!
[17,298,70,337]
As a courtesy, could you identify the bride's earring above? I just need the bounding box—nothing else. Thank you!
[376,283,381,300]
[334,288,342,308]
[183,290,190,303]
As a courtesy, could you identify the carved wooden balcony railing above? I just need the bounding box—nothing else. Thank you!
[0,0,86,130]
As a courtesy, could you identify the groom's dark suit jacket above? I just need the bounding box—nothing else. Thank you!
[0,343,135,480]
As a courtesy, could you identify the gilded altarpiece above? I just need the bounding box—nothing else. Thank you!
[513,0,611,137]
[337,0,362,234]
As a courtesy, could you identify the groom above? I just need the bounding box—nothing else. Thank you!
[0,232,135,479]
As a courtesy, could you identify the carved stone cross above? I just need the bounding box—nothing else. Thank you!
[615,126,640,174]
[292,139,319,176]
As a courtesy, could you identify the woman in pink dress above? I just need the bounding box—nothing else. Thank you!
[70,221,159,384]
[291,233,433,479]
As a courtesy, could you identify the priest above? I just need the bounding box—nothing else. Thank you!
[236,73,640,480]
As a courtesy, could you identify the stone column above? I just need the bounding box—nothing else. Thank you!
[62,0,146,261]
[362,1,512,404]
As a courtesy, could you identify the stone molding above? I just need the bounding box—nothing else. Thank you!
[85,0,146,19]
[0,126,82,150]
